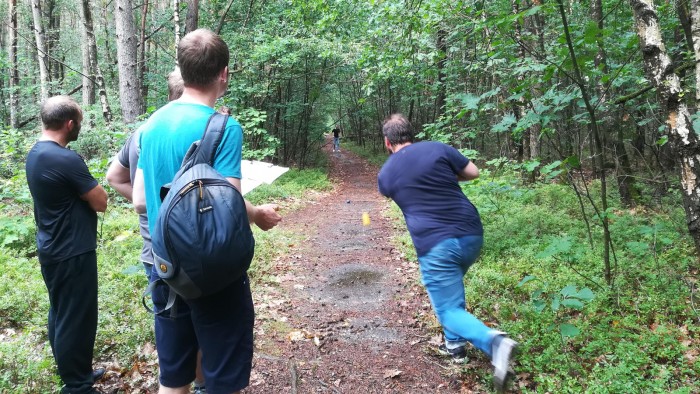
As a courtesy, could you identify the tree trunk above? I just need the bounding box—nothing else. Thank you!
[45,0,63,86]
[435,28,446,123]
[691,0,700,110]
[80,0,95,106]
[592,0,636,206]
[116,0,143,123]
[9,0,20,128]
[82,0,112,122]
[630,0,700,256]
[174,0,181,59]
[139,0,149,111]
[185,0,198,33]
[31,0,50,101]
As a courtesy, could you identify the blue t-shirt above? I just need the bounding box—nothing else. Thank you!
[25,141,99,264]
[137,102,242,233]
[377,141,483,257]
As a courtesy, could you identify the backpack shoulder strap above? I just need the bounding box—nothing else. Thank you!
[166,113,229,190]
[188,112,229,167]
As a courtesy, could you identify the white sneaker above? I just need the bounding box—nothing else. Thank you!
[491,335,517,393]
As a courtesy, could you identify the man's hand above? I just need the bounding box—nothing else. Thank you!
[251,203,281,231]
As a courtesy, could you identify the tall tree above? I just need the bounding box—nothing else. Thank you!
[9,0,20,128]
[692,0,700,110]
[31,0,50,101]
[45,0,63,85]
[80,0,95,106]
[630,0,700,256]
[139,0,149,112]
[185,0,198,33]
[115,0,143,123]
[81,0,113,121]
[174,0,181,59]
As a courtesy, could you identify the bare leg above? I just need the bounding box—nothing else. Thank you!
[194,350,205,388]
[158,385,189,394]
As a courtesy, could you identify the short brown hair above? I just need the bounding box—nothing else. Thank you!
[178,29,229,87]
[167,66,184,101]
[382,113,414,145]
[40,96,82,131]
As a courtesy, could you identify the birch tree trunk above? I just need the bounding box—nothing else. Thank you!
[80,0,95,106]
[630,0,700,256]
[116,0,143,123]
[691,0,700,110]
[174,0,181,59]
[9,0,20,128]
[81,0,112,122]
[31,0,50,101]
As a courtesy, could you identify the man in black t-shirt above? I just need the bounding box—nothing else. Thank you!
[25,96,108,394]
[332,127,342,152]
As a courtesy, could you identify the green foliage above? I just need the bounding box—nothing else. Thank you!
[0,212,34,251]
[237,107,281,161]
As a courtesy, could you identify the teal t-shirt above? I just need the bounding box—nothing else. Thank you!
[137,101,242,233]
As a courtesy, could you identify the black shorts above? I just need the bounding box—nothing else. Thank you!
[150,269,254,393]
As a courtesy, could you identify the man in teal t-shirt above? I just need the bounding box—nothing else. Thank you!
[137,102,242,234]
[133,29,281,394]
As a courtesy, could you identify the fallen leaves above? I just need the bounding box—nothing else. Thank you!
[287,328,323,347]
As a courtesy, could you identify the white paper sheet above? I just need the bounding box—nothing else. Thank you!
[240,160,289,195]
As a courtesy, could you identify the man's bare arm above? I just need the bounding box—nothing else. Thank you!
[132,168,147,214]
[106,157,133,202]
[457,161,479,182]
[227,177,282,231]
[81,184,108,213]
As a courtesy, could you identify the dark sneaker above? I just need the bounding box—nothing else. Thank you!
[437,343,468,362]
[92,367,106,382]
[193,384,207,394]
[491,335,518,393]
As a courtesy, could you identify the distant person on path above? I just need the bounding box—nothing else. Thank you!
[377,113,517,393]
[25,95,108,394]
[106,67,207,393]
[132,29,281,394]
[332,126,342,152]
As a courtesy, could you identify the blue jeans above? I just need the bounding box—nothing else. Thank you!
[333,137,340,150]
[418,235,496,357]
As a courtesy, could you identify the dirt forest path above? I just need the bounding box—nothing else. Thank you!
[247,139,483,393]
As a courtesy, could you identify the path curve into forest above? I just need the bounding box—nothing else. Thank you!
[246,138,489,393]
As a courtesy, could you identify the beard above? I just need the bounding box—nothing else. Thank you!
[67,122,81,142]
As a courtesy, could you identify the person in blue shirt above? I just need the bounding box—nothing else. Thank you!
[377,113,517,393]
[26,96,108,393]
[106,67,208,394]
[132,29,281,394]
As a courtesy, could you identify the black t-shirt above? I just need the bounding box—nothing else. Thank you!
[26,140,99,264]
[332,128,341,138]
